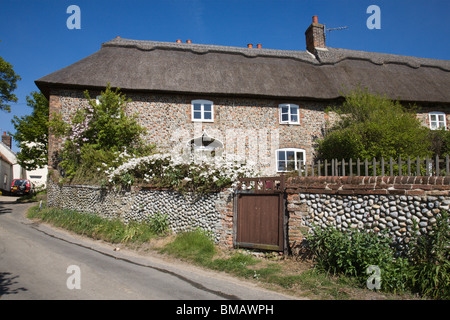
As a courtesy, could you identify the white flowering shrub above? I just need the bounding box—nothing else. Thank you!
[50,84,152,182]
[105,152,257,192]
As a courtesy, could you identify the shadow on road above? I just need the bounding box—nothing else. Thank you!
[0,272,28,297]
[0,195,34,215]
[0,205,12,215]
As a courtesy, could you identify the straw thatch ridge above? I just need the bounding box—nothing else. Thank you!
[35,37,450,104]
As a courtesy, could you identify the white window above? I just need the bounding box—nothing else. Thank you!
[279,103,300,124]
[276,148,305,172]
[191,100,214,122]
[429,112,446,130]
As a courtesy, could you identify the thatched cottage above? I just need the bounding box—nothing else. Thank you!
[36,16,450,175]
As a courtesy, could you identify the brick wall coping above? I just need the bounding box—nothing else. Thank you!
[286,176,450,196]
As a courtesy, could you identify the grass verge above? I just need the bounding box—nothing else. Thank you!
[27,205,161,244]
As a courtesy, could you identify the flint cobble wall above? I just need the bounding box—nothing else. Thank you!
[47,88,335,175]
[47,175,450,253]
[286,176,450,252]
[47,180,234,246]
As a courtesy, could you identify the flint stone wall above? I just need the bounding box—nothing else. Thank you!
[286,176,450,252]
[46,179,234,246]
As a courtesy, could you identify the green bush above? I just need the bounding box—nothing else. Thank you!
[408,210,450,299]
[307,212,450,299]
[317,86,432,161]
[50,83,153,182]
[307,227,395,279]
[147,212,169,235]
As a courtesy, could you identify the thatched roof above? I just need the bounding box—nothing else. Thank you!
[35,37,450,104]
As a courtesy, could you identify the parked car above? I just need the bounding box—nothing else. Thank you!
[10,179,35,195]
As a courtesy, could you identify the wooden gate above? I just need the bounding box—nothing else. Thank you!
[234,176,285,251]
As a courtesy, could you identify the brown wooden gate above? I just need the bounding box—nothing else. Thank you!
[234,177,285,251]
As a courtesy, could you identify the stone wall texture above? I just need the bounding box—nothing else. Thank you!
[47,180,234,247]
[286,176,450,252]
[47,175,450,253]
[47,88,336,175]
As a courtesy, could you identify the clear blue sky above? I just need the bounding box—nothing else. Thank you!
[1,0,449,152]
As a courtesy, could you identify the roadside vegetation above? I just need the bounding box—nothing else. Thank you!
[27,205,168,244]
[307,213,449,300]
[27,203,448,300]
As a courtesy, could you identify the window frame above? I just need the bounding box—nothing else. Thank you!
[191,99,214,123]
[279,103,300,125]
[276,148,306,172]
[429,111,446,130]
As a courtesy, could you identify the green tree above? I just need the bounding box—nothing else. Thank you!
[0,53,21,112]
[429,128,450,158]
[51,83,152,181]
[317,87,432,161]
[11,91,49,170]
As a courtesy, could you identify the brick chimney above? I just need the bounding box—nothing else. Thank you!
[2,132,12,149]
[305,15,325,54]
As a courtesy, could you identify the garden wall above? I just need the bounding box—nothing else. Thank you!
[46,179,234,246]
[286,176,450,252]
[47,175,450,253]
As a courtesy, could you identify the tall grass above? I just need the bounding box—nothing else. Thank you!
[27,206,168,243]
[307,210,450,299]
[161,229,216,264]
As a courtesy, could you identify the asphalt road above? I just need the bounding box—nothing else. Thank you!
[0,197,298,300]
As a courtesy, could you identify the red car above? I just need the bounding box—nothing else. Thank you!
[10,179,35,195]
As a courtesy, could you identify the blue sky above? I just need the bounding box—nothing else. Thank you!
[0,0,449,152]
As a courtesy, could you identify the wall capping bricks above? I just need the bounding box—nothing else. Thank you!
[286,176,450,196]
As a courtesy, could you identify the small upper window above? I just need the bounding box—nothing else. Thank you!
[192,100,214,122]
[429,112,446,130]
[276,148,305,172]
[279,104,299,124]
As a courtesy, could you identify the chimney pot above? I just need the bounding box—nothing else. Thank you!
[305,15,325,54]
[2,132,11,149]
[186,39,192,44]
[257,43,262,49]
[176,39,182,43]
[247,43,253,48]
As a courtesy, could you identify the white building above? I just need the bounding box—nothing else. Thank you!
[0,133,26,192]
[0,133,47,193]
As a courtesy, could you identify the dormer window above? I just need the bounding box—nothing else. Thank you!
[429,112,446,130]
[192,100,214,122]
[279,103,299,125]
